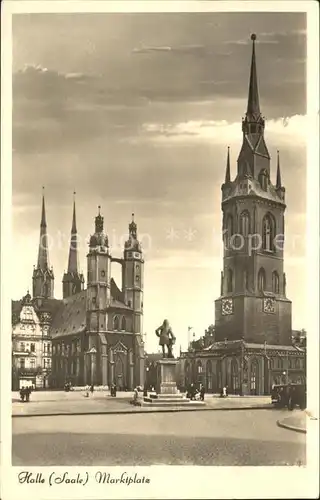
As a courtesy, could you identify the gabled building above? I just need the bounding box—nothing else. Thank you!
[180,34,306,395]
[12,190,145,390]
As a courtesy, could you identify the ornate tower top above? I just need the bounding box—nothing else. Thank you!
[125,212,141,252]
[89,206,109,250]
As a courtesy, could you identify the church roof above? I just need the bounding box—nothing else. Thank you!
[50,290,87,338]
[201,341,304,353]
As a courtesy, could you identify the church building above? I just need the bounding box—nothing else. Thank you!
[12,193,145,390]
[179,35,306,395]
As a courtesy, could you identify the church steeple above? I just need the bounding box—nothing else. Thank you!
[68,192,79,273]
[246,34,260,119]
[37,188,49,270]
[32,187,54,300]
[62,192,84,298]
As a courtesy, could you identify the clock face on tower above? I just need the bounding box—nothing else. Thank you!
[263,297,276,314]
[221,298,234,316]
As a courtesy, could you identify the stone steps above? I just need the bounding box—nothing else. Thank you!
[141,399,205,407]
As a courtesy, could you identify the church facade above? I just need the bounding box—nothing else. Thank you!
[179,34,306,395]
[12,194,145,390]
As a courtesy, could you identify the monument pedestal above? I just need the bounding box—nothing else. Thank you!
[156,358,179,395]
[142,358,205,407]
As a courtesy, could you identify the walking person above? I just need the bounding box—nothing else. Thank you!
[90,384,94,396]
[200,384,205,401]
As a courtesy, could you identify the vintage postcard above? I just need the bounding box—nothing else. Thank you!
[1,1,319,499]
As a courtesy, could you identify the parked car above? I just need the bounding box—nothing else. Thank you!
[271,383,306,410]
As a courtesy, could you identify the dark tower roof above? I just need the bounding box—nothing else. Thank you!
[67,192,79,274]
[37,187,50,270]
[225,147,231,184]
[276,150,282,189]
[246,34,260,119]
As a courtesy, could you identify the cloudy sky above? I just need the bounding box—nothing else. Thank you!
[12,12,307,352]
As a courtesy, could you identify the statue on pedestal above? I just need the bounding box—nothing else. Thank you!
[155,319,176,358]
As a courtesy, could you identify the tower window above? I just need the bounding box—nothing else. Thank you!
[92,297,96,304]
[262,214,275,252]
[101,270,105,277]
[121,316,126,331]
[113,315,119,331]
[258,268,266,292]
[227,269,233,293]
[272,271,280,294]
[128,300,132,308]
[240,211,250,236]
[224,214,234,248]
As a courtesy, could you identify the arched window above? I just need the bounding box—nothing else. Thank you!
[258,268,266,292]
[224,214,233,249]
[272,271,280,294]
[262,214,275,252]
[113,315,119,331]
[274,357,282,370]
[216,360,222,391]
[206,360,212,391]
[231,359,240,394]
[240,211,250,236]
[250,359,259,395]
[121,316,126,331]
[227,269,233,293]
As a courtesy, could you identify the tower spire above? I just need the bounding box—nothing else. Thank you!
[67,191,79,273]
[33,187,54,299]
[225,147,231,184]
[246,34,260,119]
[62,192,84,298]
[37,186,49,269]
[276,150,282,189]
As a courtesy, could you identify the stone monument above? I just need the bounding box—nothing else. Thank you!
[141,320,205,407]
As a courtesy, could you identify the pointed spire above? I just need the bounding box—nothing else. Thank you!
[225,147,231,183]
[247,34,260,118]
[276,150,282,189]
[40,186,46,227]
[71,191,77,233]
[67,192,79,274]
[37,187,50,269]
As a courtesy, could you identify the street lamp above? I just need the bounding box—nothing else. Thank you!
[283,370,289,385]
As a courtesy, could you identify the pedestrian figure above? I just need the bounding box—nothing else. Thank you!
[19,388,25,402]
[222,386,227,398]
[25,386,31,402]
[200,384,205,401]
[90,384,94,395]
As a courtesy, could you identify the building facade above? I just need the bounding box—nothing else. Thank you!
[12,193,145,390]
[12,292,53,390]
[179,34,306,394]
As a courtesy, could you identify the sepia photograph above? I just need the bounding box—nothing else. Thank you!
[1,1,319,499]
